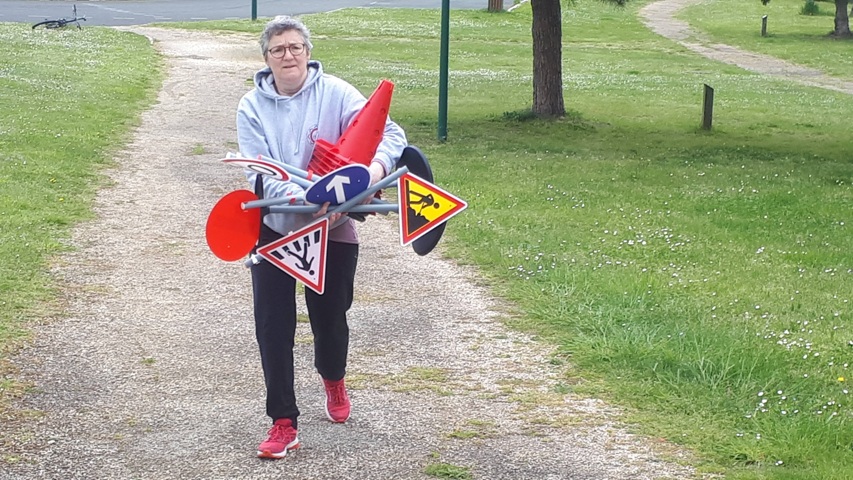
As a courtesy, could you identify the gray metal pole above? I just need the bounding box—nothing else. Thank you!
[270,204,398,214]
[243,195,305,209]
[247,154,384,202]
[244,167,409,267]
[318,167,408,222]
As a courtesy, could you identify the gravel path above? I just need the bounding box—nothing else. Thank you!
[1,26,700,480]
[12,2,842,477]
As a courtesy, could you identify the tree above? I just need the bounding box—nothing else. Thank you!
[762,0,851,38]
[529,0,625,118]
[531,0,565,117]
[832,0,852,37]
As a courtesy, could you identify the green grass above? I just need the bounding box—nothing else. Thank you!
[424,461,472,480]
[0,24,161,390]
[3,3,853,479]
[680,0,853,78]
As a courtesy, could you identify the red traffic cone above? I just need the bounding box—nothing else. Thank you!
[308,138,348,177]
[338,79,394,166]
[308,79,394,176]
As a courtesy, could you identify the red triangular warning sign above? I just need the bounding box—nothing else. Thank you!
[256,218,329,294]
[397,172,467,247]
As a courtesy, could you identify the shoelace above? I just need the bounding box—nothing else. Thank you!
[327,383,348,405]
[268,423,295,442]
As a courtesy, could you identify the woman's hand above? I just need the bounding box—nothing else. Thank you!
[368,161,385,186]
[362,161,386,205]
[313,201,343,224]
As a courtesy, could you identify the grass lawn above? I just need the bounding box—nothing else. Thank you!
[0,25,161,405]
[2,2,851,478]
[680,0,853,78]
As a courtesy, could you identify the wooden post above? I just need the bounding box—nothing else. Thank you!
[761,15,768,36]
[702,84,714,130]
[488,0,504,12]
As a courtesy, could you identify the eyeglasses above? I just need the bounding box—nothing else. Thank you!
[267,43,306,59]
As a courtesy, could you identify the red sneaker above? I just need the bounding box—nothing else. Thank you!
[322,377,351,423]
[257,418,299,459]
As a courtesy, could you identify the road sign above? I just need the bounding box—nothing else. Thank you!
[304,164,370,205]
[256,218,329,294]
[397,145,444,256]
[206,190,261,261]
[397,172,467,247]
[222,157,291,182]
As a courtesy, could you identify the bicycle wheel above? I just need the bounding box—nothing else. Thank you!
[31,20,63,29]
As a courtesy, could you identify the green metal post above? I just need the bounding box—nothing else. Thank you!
[438,0,450,142]
[252,0,257,21]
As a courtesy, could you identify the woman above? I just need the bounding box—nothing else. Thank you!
[236,14,407,459]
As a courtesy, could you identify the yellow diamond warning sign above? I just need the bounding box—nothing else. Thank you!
[397,172,467,247]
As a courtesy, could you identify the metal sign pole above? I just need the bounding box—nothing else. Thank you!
[437,0,450,142]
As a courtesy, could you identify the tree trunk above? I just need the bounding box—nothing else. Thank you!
[531,0,564,118]
[833,0,852,37]
[488,0,504,12]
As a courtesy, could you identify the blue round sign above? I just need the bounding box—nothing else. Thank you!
[305,164,371,205]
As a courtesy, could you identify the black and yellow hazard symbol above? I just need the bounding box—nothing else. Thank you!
[397,172,467,246]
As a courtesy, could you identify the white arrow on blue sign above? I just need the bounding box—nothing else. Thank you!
[305,164,371,205]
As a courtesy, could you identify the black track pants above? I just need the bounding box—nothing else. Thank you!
[250,237,358,426]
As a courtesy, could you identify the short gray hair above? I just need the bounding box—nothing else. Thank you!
[259,15,313,56]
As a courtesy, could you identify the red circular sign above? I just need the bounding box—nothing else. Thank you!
[205,190,261,261]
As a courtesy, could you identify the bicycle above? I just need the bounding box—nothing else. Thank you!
[32,4,87,30]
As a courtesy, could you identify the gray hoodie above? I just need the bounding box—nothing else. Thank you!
[236,60,407,243]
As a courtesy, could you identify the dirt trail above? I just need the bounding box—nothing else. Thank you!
[1,27,699,480]
[640,0,853,95]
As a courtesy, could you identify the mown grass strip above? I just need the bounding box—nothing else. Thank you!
[0,23,162,404]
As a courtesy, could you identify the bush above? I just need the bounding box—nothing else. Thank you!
[800,0,820,15]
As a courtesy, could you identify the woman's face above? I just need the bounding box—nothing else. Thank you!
[265,30,311,96]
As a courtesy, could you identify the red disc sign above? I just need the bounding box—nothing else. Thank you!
[205,190,261,261]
